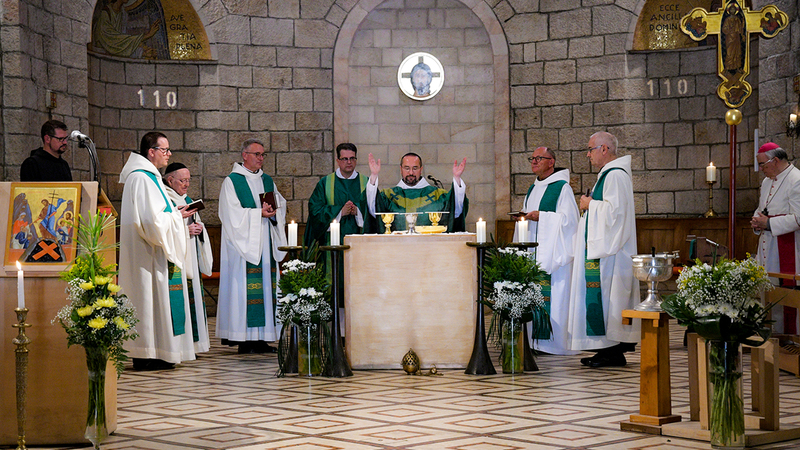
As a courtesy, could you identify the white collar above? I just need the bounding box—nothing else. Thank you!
[336,168,359,179]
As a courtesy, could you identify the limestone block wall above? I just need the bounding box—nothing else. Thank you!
[345,0,497,224]
[1,0,798,231]
[1,0,91,181]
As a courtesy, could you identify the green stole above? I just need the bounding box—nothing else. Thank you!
[134,169,186,336]
[228,172,275,328]
[530,180,567,340]
[185,195,206,342]
[322,173,367,283]
[584,168,623,336]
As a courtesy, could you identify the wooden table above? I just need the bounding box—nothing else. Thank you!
[343,233,477,369]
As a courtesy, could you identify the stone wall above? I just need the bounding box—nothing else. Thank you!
[1,0,798,233]
[344,1,498,223]
[1,0,91,181]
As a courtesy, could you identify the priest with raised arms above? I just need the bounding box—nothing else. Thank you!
[365,152,468,232]
[568,131,639,368]
[513,146,580,356]
[751,142,800,334]
[217,138,287,354]
[119,132,197,371]
[163,162,212,354]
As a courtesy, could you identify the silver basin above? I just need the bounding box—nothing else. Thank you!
[631,251,679,311]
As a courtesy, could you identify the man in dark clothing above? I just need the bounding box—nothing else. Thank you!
[20,120,72,181]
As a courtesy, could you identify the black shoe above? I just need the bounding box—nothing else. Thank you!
[580,353,600,366]
[588,353,626,368]
[133,358,175,371]
[253,341,277,354]
[238,342,257,354]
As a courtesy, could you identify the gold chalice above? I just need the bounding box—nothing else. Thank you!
[381,213,394,234]
[428,212,442,227]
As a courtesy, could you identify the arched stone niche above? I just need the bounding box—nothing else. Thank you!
[333,0,510,232]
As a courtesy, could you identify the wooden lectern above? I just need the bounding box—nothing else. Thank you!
[1,182,118,446]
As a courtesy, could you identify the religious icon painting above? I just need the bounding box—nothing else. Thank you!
[6,182,81,267]
[397,52,445,101]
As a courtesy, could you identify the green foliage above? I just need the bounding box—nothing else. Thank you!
[53,212,138,377]
[661,258,774,346]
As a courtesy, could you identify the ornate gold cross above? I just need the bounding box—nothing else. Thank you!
[680,0,787,108]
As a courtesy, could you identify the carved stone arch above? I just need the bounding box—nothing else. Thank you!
[333,0,511,223]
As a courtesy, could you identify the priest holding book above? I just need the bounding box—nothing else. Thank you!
[217,139,287,354]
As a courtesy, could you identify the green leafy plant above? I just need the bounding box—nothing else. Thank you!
[481,245,551,344]
[53,212,139,376]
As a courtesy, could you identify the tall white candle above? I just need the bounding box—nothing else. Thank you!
[330,220,340,246]
[16,261,25,309]
[288,220,298,247]
[518,217,528,242]
[706,162,717,182]
[791,113,798,125]
[476,218,486,244]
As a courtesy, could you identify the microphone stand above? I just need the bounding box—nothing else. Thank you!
[72,135,100,184]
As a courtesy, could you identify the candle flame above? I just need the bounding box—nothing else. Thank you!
[478,217,483,221]
[290,220,295,224]
[16,261,22,270]
[709,162,715,167]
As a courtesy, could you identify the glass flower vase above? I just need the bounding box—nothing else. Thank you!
[84,346,109,449]
[707,340,745,449]
[501,319,523,374]
[298,324,322,376]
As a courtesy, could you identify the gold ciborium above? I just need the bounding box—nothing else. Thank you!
[428,212,442,227]
[381,213,394,234]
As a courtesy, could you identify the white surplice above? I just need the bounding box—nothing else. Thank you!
[513,168,580,355]
[166,187,213,353]
[568,155,640,350]
[216,163,287,342]
[753,163,800,333]
[119,153,195,364]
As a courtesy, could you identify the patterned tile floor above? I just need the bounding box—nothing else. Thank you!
[38,318,800,449]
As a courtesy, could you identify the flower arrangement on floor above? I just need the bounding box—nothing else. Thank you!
[661,257,775,447]
[53,212,138,449]
[276,247,331,376]
[480,245,550,373]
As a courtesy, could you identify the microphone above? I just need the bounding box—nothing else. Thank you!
[69,130,90,142]
[426,174,443,189]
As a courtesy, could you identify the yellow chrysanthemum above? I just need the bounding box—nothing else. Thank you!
[107,283,121,293]
[88,317,108,329]
[113,316,130,330]
[80,281,95,290]
[93,297,116,309]
[77,306,94,317]
[94,276,112,285]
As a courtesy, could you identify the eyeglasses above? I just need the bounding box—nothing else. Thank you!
[338,157,357,162]
[587,145,602,153]
[758,157,775,168]
[151,147,171,155]
[245,152,266,159]
[49,135,69,143]
[527,156,553,163]
[174,178,190,185]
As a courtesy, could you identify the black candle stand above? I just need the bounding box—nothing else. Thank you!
[320,245,353,377]
[465,241,496,375]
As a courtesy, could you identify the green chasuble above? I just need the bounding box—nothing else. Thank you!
[303,173,369,247]
[584,168,623,336]
[531,180,567,340]
[135,169,186,336]
[228,172,276,328]
[374,183,468,232]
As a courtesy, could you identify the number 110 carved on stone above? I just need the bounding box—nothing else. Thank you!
[137,89,177,108]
